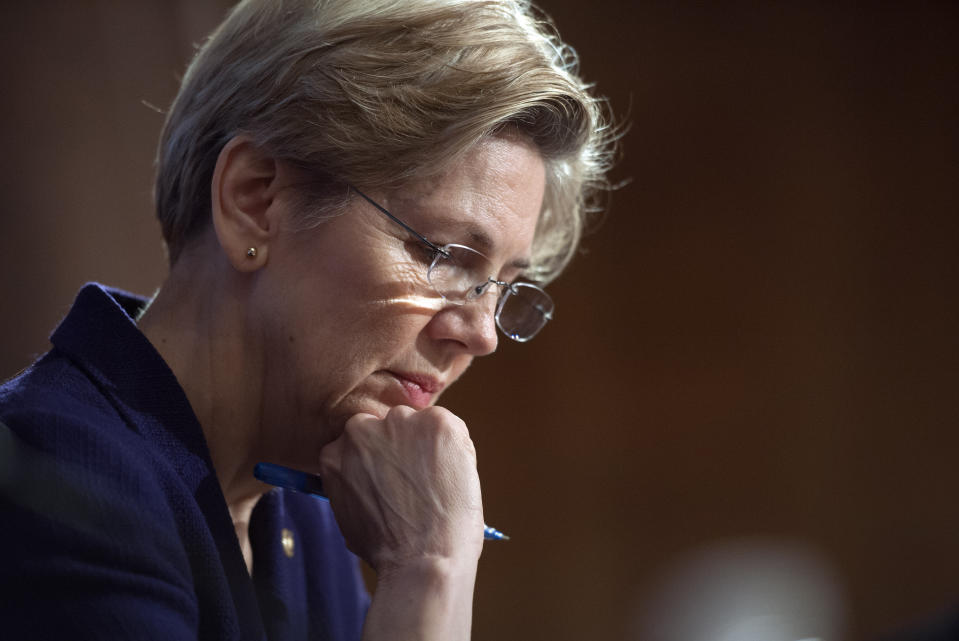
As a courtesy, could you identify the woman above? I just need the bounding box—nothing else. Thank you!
[0,0,613,639]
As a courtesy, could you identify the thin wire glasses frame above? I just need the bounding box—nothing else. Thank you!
[349,185,554,342]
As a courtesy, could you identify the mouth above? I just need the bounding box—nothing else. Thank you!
[385,370,444,409]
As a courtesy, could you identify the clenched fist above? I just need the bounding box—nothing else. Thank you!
[318,405,485,575]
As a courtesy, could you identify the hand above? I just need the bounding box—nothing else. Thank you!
[318,405,485,575]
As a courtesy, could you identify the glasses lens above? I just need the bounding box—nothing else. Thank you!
[497,282,554,341]
[428,244,494,303]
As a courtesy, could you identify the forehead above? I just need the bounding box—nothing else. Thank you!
[392,135,546,260]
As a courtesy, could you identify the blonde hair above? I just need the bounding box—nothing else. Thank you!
[156,0,615,282]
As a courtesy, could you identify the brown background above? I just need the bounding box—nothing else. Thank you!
[1,2,957,640]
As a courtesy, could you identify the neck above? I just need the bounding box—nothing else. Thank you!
[138,242,267,569]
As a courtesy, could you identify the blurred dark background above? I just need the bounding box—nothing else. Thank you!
[1,2,956,640]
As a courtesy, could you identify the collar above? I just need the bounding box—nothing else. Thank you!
[50,283,212,478]
[50,283,265,638]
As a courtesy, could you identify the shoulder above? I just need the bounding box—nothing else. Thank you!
[1,348,116,426]
[0,356,202,638]
[1,349,169,498]
[0,344,201,548]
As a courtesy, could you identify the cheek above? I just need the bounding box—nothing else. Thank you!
[261,237,437,379]
[285,295,433,376]
[360,250,433,304]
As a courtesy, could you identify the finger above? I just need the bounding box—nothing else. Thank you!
[317,439,340,477]
[342,411,388,439]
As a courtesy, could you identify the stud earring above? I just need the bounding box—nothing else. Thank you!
[246,247,257,258]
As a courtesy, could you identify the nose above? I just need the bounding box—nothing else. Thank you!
[426,292,499,356]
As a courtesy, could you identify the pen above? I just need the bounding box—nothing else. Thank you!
[254,462,509,541]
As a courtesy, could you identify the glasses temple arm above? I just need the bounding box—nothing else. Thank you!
[349,185,449,258]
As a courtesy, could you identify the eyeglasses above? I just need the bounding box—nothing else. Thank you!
[350,186,554,342]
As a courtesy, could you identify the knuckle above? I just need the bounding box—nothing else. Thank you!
[421,405,457,424]
[344,411,378,434]
[343,413,365,431]
[421,406,470,440]
[386,404,415,422]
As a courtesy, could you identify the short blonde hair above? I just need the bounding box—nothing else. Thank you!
[156,0,615,282]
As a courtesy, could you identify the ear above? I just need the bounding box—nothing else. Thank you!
[210,135,284,272]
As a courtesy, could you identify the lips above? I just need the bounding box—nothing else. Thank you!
[387,371,443,409]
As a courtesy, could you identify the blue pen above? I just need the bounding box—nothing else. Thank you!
[254,462,509,541]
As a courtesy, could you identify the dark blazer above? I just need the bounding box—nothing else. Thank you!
[0,284,368,640]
